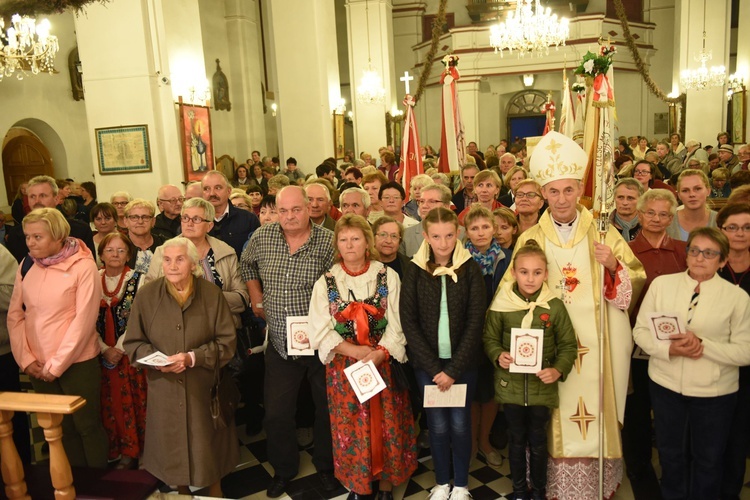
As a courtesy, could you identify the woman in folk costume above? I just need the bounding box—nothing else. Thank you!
[499,131,646,499]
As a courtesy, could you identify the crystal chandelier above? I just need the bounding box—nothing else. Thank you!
[0,14,59,81]
[679,0,725,92]
[356,0,385,105]
[489,0,569,58]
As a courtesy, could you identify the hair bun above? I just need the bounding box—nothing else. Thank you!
[524,239,541,249]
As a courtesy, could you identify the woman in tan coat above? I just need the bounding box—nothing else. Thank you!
[124,237,237,496]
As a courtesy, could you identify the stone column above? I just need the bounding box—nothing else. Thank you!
[267,0,341,171]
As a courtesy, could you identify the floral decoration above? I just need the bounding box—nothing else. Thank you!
[574,44,616,78]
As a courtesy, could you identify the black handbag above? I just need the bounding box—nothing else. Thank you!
[210,354,241,430]
[389,359,411,392]
[227,295,267,374]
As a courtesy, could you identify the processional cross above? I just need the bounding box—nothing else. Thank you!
[400,71,414,95]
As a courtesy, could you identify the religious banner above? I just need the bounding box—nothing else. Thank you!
[542,93,556,136]
[438,55,465,174]
[576,43,617,215]
[400,93,423,197]
[559,70,576,139]
[571,77,586,147]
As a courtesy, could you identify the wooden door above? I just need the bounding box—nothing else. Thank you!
[2,136,54,203]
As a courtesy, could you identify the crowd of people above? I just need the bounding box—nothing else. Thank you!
[1,128,749,500]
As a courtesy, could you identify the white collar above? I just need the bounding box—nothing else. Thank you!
[215,203,230,222]
[551,212,579,244]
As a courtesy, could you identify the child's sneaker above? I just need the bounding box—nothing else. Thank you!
[427,484,451,500]
[448,486,473,500]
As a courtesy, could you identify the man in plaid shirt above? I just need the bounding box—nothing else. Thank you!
[241,185,339,498]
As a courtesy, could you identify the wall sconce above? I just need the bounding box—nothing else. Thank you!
[333,98,346,115]
[270,102,277,117]
[523,74,534,88]
[727,73,745,100]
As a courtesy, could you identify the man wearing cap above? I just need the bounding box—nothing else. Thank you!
[718,144,740,173]
[495,131,645,500]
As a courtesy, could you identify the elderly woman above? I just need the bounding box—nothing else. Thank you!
[373,216,409,278]
[623,189,687,495]
[8,208,108,468]
[498,166,528,208]
[717,204,750,498]
[463,205,509,468]
[404,174,434,220]
[667,169,718,241]
[110,191,133,233]
[124,237,237,496]
[91,202,120,267]
[96,232,147,470]
[634,228,750,500]
[632,136,651,161]
[457,170,504,226]
[309,214,417,500]
[710,168,731,198]
[144,197,248,324]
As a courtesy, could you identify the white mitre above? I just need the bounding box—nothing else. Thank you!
[529,131,588,186]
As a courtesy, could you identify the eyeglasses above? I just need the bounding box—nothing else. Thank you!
[181,215,211,224]
[515,191,540,199]
[233,203,250,209]
[722,224,750,233]
[103,248,127,255]
[159,197,185,204]
[686,246,722,259]
[112,201,129,207]
[633,169,651,176]
[376,232,400,241]
[381,195,403,202]
[126,214,153,222]
[641,210,672,220]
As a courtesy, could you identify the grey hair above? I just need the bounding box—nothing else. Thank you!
[28,175,59,196]
[110,191,133,202]
[201,170,230,187]
[305,182,331,201]
[421,183,452,204]
[636,188,678,216]
[161,237,203,277]
[340,187,371,209]
[182,196,215,220]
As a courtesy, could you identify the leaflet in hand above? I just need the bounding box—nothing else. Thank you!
[286,316,314,356]
[136,351,174,366]
[424,384,467,408]
[344,360,386,403]
[647,313,685,342]
[509,328,544,374]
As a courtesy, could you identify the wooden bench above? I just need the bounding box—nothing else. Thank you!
[0,392,86,500]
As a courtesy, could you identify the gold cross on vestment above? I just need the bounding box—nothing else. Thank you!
[570,396,596,440]
[574,337,590,374]
[546,139,563,154]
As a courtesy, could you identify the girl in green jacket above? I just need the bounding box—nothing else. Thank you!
[483,240,577,500]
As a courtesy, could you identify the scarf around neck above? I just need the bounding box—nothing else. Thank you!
[412,239,472,282]
[32,237,79,267]
[465,239,504,277]
[490,280,558,328]
[614,212,639,240]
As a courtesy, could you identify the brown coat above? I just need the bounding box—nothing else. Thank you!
[124,277,238,487]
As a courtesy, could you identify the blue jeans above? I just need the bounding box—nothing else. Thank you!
[650,380,736,500]
[415,367,477,487]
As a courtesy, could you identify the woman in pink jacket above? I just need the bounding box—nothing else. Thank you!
[8,207,108,468]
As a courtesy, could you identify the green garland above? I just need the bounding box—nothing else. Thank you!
[0,0,110,17]
[413,0,448,104]
[611,0,686,135]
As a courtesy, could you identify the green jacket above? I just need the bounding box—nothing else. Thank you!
[483,285,577,408]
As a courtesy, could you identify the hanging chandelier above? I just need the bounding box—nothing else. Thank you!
[679,0,725,92]
[489,0,569,58]
[356,0,385,105]
[0,14,58,81]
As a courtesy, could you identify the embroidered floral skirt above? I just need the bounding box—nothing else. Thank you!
[326,355,418,494]
[100,355,147,460]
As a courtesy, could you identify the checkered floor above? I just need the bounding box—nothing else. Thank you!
[20,370,750,500]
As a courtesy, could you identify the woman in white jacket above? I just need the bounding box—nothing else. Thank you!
[634,227,750,500]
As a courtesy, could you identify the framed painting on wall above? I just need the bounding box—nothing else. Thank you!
[179,103,214,182]
[333,113,345,159]
[732,91,746,144]
[95,124,152,175]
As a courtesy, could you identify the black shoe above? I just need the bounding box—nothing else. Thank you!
[267,476,289,498]
[376,491,394,500]
[346,492,374,500]
[319,471,342,493]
